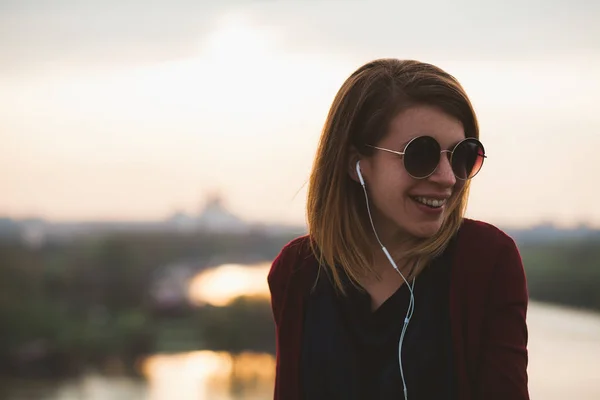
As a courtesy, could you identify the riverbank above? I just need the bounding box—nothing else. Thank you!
[2,301,599,400]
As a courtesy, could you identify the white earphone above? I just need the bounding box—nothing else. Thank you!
[355,159,366,186]
[355,160,416,400]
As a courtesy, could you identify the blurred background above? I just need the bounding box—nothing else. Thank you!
[1,0,599,399]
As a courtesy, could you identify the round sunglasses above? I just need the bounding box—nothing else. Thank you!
[367,136,486,180]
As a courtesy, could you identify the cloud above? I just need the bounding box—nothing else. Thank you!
[0,0,231,72]
[1,0,598,75]
[243,0,600,61]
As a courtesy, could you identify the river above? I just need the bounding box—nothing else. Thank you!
[2,301,600,399]
[4,259,600,399]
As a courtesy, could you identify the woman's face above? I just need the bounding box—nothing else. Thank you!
[357,104,466,241]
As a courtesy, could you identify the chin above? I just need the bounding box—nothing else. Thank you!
[406,220,444,239]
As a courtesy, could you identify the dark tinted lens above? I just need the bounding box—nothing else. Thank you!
[403,136,441,178]
[451,138,485,179]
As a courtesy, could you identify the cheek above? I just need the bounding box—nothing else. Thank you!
[367,159,417,204]
[394,174,420,200]
[373,173,417,211]
[377,161,415,190]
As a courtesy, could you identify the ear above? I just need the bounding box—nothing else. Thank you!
[347,147,362,184]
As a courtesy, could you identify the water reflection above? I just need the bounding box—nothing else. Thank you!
[1,374,148,400]
[141,351,275,400]
[3,352,275,400]
[187,263,271,306]
[4,256,600,400]
[527,302,600,399]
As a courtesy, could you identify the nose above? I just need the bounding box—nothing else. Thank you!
[429,151,456,187]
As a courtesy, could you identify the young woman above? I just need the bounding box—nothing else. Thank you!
[268,58,529,400]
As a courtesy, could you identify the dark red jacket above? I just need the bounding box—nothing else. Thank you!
[267,218,529,400]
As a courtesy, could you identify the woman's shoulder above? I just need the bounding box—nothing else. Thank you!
[456,218,519,262]
[267,235,317,324]
[274,234,315,265]
[454,218,525,288]
[458,218,518,252]
[267,235,316,287]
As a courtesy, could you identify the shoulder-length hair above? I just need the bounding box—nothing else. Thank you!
[306,58,479,293]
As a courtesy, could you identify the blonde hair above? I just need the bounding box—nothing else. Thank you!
[306,59,478,293]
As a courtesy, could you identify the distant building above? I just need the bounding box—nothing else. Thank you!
[3,193,304,239]
[166,193,250,233]
[196,194,249,233]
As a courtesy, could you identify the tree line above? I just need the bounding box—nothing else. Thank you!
[0,228,598,379]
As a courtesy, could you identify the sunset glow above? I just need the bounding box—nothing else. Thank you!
[2,1,600,228]
[187,263,271,307]
[140,350,275,400]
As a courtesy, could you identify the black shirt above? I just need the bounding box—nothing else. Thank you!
[301,242,457,400]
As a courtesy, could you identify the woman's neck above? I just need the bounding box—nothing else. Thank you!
[364,211,417,279]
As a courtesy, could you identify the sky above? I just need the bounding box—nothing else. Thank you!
[1,0,599,228]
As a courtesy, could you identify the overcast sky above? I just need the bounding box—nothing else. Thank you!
[1,0,598,70]
[1,0,599,227]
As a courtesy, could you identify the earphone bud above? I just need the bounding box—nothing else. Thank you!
[356,160,365,186]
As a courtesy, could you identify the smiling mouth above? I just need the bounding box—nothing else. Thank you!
[410,196,447,209]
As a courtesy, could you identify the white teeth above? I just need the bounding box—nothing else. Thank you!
[414,197,447,208]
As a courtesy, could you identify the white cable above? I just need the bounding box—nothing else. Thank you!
[357,164,415,400]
